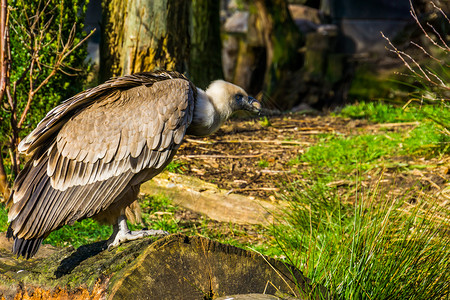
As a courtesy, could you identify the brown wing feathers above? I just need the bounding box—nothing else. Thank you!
[7,72,195,258]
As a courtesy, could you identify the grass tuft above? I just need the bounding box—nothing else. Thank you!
[44,219,112,248]
[270,178,450,299]
[165,160,186,174]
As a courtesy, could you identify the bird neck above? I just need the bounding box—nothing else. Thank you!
[188,88,231,136]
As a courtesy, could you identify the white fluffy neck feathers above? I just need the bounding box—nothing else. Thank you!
[188,80,250,136]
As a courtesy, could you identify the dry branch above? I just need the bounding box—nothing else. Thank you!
[181,154,264,159]
[0,1,93,199]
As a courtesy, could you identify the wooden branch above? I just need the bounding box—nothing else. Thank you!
[0,0,13,195]
[223,139,309,145]
[184,138,215,144]
[0,146,10,201]
[0,0,8,101]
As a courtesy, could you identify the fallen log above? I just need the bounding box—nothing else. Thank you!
[0,233,323,299]
[140,172,283,226]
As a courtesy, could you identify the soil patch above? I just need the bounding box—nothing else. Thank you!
[144,112,449,248]
[175,113,449,202]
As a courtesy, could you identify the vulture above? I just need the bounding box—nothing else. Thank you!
[6,70,261,259]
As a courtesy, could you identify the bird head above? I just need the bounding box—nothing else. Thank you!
[205,80,261,117]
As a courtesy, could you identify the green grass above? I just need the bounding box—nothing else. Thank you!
[0,193,195,249]
[264,101,450,298]
[258,159,269,168]
[301,133,399,174]
[268,179,450,299]
[165,160,186,174]
[128,193,180,233]
[300,122,449,174]
[259,116,272,127]
[0,203,8,232]
[45,194,182,248]
[287,102,450,184]
[339,101,419,123]
[45,219,113,248]
[339,101,450,126]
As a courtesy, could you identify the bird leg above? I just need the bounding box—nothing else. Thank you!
[106,215,168,250]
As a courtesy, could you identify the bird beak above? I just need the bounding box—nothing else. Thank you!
[245,96,262,114]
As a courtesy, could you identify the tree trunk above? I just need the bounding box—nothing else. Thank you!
[0,0,10,201]
[121,0,190,75]
[100,0,190,79]
[253,0,304,109]
[100,0,129,82]
[189,0,223,89]
[0,233,324,299]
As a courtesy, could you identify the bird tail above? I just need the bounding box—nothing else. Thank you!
[7,225,43,259]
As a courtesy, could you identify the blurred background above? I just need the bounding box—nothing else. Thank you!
[0,0,449,197]
[84,0,449,111]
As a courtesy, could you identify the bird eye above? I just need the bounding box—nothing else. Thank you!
[235,94,244,102]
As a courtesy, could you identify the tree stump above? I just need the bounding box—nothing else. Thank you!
[0,234,322,299]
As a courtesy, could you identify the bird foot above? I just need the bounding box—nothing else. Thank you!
[106,229,169,250]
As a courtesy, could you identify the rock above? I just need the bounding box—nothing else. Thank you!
[224,11,249,33]
[0,234,323,299]
[288,4,324,34]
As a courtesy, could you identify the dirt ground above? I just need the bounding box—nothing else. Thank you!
[175,112,450,204]
[163,112,449,247]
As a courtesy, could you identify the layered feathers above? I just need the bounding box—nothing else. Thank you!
[6,70,259,259]
[7,71,195,258]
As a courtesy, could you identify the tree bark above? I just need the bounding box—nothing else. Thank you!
[122,0,190,75]
[189,0,223,89]
[0,149,9,201]
[253,0,304,109]
[100,0,129,82]
[0,234,323,299]
[0,0,10,200]
[101,0,190,79]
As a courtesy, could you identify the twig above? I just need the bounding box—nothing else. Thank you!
[274,128,331,134]
[185,138,310,146]
[226,187,280,195]
[372,122,420,128]
[17,27,95,128]
[260,170,290,174]
[184,138,214,144]
[221,139,309,145]
[382,32,442,87]
[181,154,263,159]
[408,0,446,51]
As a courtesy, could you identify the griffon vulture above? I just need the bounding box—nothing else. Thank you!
[6,71,261,259]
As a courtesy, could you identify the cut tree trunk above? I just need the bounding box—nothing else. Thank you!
[0,233,324,299]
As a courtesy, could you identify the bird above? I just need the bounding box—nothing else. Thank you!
[6,70,261,259]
